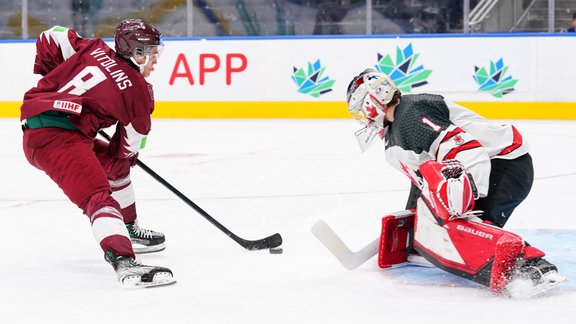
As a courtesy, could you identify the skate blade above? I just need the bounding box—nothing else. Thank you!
[122,272,176,289]
[505,272,568,299]
[132,243,166,254]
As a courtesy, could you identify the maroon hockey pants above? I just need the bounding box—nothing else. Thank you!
[22,128,135,258]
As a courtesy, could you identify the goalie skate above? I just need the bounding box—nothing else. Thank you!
[504,258,567,299]
[126,221,166,254]
[105,252,176,289]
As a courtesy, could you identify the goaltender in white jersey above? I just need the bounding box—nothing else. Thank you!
[338,68,564,297]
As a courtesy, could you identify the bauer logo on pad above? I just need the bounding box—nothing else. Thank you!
[53,100,82,114]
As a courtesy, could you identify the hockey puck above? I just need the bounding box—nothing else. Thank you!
[269,248,283,254]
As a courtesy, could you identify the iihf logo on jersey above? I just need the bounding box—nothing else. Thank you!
[473,58,518,98]
[291,59,335,98]
[373,43,432,93]
[53,100,82,114]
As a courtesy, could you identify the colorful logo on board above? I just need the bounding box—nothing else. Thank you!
[291,59,335,98]
[473,58,518,98]
[374,43,432,92]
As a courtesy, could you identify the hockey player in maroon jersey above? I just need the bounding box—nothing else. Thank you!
[346,68,564,297]
[20,19,175,288]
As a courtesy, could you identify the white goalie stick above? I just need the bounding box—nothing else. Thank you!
[311,220,380,270]
[311,219,434,271]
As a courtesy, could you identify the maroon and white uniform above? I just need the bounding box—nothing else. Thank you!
[21,26,154,258]
[22,26,153,157]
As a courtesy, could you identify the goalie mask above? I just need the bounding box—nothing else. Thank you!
[114,19,163,74]
[346,69,398,152]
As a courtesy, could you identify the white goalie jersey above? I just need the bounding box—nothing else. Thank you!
[383,94,529,198]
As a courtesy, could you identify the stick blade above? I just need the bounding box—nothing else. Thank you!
[241,233,283,251]
[311,220,379,270]
[265,233,283,249]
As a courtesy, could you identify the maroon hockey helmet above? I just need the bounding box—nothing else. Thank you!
[114,19,162,60]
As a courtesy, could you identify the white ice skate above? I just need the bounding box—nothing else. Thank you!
[105,252,176,288]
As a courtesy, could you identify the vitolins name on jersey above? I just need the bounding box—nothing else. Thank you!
[90,48,133,90]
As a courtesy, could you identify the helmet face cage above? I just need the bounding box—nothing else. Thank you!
[346,69,397,130]
[133,44,163,60]
[114,19,163,61]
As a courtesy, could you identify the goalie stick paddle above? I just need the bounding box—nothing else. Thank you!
[98,131,282,251]
[311,220,379,270]
[311,220,435,270]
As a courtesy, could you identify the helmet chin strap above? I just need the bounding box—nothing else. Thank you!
[130,55,150,74]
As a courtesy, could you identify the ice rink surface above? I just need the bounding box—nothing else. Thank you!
[1,118,575,324]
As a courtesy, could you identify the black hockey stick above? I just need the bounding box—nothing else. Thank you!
[98,130,282,251]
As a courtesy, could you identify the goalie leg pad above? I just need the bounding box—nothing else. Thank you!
[489,233,524,294]
[378,210,415,268]
[415,197,529,291]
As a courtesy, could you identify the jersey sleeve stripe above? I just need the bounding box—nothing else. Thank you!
[498,125,523,156]
[440,128,464,144]
[441,140,483,161]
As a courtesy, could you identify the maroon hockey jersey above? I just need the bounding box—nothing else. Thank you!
[20,26,155,159]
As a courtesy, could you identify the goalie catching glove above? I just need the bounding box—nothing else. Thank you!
[419,160,479,222]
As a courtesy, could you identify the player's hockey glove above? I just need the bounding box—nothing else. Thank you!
[128,152,139,168]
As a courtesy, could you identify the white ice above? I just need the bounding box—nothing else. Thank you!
[1,118,575,323]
